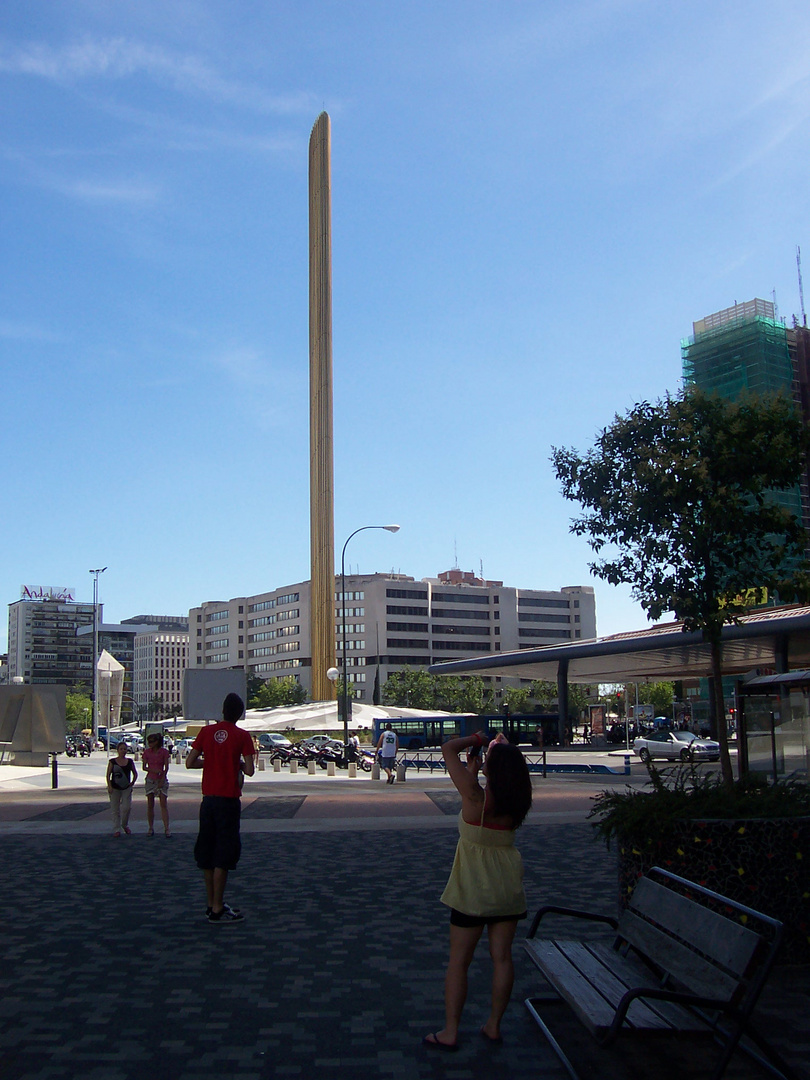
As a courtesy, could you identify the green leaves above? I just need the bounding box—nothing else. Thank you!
[551,389,810,633]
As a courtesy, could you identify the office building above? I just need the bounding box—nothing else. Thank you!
[8,587,96,688]
[76,615,188,724]
[132,621,190,721]
[190,570,596,700]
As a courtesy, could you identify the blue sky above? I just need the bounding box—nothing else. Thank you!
[3,1,810,652]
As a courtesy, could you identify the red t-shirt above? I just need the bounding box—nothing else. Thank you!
[193,722,255,798]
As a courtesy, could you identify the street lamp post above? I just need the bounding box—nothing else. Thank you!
[339,525,399,746]
[89,567,107,749]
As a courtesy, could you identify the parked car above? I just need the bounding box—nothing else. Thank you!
[258,733,293,752]
[633,729,720,763]
[300,734,342,750]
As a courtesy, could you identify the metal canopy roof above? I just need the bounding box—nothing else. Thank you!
[428,606,810,684]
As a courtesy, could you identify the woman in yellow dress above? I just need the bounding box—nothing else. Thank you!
[423,730,532,1051]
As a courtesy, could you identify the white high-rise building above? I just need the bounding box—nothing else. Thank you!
[189,570,596,700]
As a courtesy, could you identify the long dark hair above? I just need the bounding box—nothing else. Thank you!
[485,743,532,828]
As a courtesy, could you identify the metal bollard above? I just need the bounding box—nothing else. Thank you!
[396,761,406,783]
[51,753,58,790]
[542,749,547,779]
[624,755,631,775]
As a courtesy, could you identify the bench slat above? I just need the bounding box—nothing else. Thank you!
[627,877,761,979]
[618,910,739,1001]
[552,941,672,1030]
[525,939,625,1035]
[587,943,708,1031]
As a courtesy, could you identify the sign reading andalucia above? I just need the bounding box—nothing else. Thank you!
[20,585,77,602]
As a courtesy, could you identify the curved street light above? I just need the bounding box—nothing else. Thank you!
[339,525,400,746]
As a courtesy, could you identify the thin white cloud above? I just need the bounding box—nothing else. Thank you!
[64,177,160,203]
[208,346,304,429]
[0,37,320,116]
[0,319,61,342]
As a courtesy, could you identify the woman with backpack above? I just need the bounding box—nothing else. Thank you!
[106,740,138,837]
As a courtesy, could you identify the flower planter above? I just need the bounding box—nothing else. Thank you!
[617,817,810,963]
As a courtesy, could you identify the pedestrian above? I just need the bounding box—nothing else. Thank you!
[143,732,172,837]
[376,722,398,784]
[423,731,532,1052]
[106,740,138,838]
[185,693,256,923]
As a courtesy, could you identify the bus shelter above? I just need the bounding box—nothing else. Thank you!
[429,604,810,780]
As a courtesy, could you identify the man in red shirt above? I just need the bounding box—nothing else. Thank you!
[186,693,256,922]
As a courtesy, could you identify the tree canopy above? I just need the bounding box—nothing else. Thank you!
[249,677,307,709]
[553,388,810,783]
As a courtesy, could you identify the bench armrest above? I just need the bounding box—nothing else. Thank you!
[602,985,734,1046]
[527,905,619,939]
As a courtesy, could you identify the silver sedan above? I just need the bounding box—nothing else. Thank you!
[633,729,720,763]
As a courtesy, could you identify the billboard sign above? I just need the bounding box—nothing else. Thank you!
[20,585,77,602]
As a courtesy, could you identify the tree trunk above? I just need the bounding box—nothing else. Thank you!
[710,635,734,788]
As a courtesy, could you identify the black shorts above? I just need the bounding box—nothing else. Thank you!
[194,796,242,871]
[449,908,527,928]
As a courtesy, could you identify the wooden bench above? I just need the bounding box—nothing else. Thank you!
[524,866,796,1080]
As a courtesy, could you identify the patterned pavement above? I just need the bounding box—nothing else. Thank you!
[1,777,808,1080]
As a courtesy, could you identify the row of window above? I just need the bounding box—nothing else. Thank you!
[518,597,571,609]
[431,591,489,604]
[386,588,428,600]
[336,591,364,601]
[247,593,300,614]
[519,613,572,624]
[207,610,229,622]
[431,608,491,621]
[251,659,303,672]
[248,626,299,642]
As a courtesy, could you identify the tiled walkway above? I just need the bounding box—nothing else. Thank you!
[1,778,807,1080]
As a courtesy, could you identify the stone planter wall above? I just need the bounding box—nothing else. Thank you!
[617,817,810,964]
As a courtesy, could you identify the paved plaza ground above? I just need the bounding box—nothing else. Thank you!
[1,758,808,1080]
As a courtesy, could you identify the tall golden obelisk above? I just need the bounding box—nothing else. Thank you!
[309,112,335,702]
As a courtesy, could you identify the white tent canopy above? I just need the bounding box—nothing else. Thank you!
[239,701,456,734]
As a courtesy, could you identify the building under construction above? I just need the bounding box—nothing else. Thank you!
[681,297,810,531]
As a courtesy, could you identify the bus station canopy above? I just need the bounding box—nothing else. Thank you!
[428,605,810,684]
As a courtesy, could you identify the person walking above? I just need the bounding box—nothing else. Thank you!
[376,722,398,784]
[185,693,256,923]
[143,732,172,837]
[106,740,138,838]
[423,731,532,1052]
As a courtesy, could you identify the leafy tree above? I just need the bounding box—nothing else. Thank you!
[382,668,493,713]
[637,681,675,717]
[444,675,493,715]
[567,684,594,721]
[553,389,810,785]
[65,690,93,733]
[250,677,307,709]
[530,680,557,710]
[382,667,439,710]
[246,673,265,702]
[500,686,533,714]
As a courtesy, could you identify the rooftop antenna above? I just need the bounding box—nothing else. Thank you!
[453,538,459,569]
[798,246,807,327]
[480,558,484,582]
